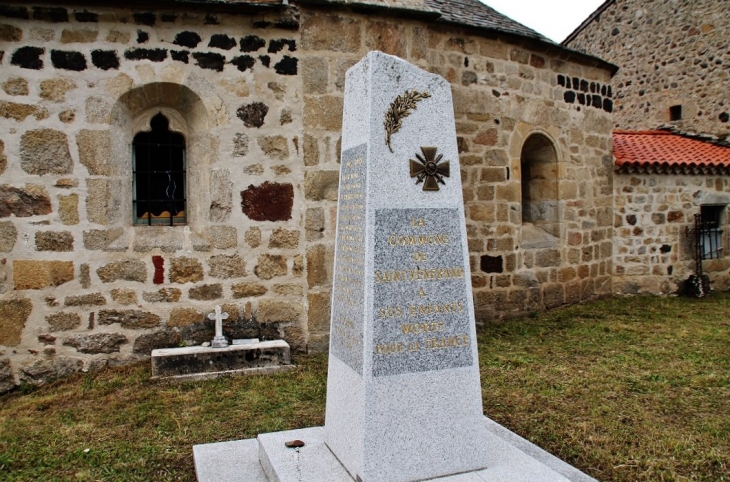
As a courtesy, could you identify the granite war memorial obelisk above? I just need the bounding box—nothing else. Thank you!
[325,50,490,482]
[192,51,596,482]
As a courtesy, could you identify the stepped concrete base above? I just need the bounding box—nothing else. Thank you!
[151,340,292,380]
[193,417,597,482]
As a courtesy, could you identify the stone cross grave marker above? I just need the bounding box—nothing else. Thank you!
[208,305,229,348]
[326,51,490,482]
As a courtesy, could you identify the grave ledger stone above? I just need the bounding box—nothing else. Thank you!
[325,50,490,481]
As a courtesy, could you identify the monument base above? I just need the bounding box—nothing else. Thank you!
[192,417,597,482]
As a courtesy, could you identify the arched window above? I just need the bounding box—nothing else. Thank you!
[132,113,186,225]
[521,133,559,245]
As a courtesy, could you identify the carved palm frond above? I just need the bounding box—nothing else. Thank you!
[384,90,431,153]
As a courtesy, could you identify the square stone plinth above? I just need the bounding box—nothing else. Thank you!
[151,340,293,381]
[192,418,598,482]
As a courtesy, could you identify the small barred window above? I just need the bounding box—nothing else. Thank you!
[133,113,186,226]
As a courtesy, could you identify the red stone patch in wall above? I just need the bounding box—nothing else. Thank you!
[152,255,164,284]
[241,182,293,222]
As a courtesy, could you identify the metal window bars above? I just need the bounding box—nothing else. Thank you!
[132,114,186,226]
[686,207,724,277]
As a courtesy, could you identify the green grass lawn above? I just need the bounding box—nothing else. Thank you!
[1,294,728,481]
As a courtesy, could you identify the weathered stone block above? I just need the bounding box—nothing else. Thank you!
[0,140,6,175]
[542,284,565,309]
[232,282,267,298]
[254,254,287,280]
[76,129,112,175]
[142,288,181,303]
[189,283,223,300]
[64,293,105,306]
[20,129,73,175]
[303,134,319,167]
[0,184,52,218]
[170,256,204,283]
[304,95,343,131]
[0,101,47,121]
[306,244,332,288]
[35,231,74,251]
[40,78,76,102]
[63,333,128,354]
[535,249,561,267]
[273,284,302,296]
[480,167,507,183]
[283,324,306,353]
[14,260,74,290]
[208,254,246,279]
[0,297,32,345]
[168,307,204,327]
[2,77,28,95]
[236,102,268,128]
[269,228,300,249]
[134,330,183,355]
[78,263,90,289]
[133,227,183,253]
[86,179,116,225]
[304,171,339,201]
[0,23,22,41]
[258,135,290,160]
[301,14,361,52]
[365,20,406,57]
[61,28,98,43]
[206,225,235,250]
[98,309,160,329]
[46,311,81,331]
[245,227,261,248]
[58,194,79,225]
[0,357,14,394]
[97,259,146,283]
[111,288,137,305]
[233,133,249,157]
[302,57,328,94]
[209,169,233,223]
[241,182,294,222]
[306,207,325,241]
[0,221,17,252]
[308,291,331,332]
[11,46,44,70]
[83,228,125,250]
[257,299,302,323]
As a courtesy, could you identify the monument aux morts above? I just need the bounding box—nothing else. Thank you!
[325,50,490,481]
[193,51,596,482]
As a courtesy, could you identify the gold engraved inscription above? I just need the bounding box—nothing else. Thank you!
[373,209,471,360]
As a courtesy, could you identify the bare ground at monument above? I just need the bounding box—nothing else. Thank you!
[1,294,728,481]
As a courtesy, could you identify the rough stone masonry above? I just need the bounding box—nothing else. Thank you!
[0,0,615,392]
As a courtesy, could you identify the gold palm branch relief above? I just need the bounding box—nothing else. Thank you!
[384,90,431,153]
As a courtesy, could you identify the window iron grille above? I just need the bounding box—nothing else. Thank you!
[686,205,725,277]
[132,113,186,226]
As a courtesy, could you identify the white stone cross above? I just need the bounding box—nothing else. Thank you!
[208,305,229,348]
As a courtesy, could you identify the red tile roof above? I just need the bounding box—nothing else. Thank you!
[614,130,730,174]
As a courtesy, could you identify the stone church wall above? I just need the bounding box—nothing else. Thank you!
[565,0,730,138]
[613,172,730,295]
[0,1,614,391]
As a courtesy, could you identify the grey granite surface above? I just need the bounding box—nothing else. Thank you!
[326,51,489,482]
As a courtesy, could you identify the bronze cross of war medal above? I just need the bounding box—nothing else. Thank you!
[410,146,450,191]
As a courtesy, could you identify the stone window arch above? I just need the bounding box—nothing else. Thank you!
[105,82,217,231]
[520,132,559,247]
